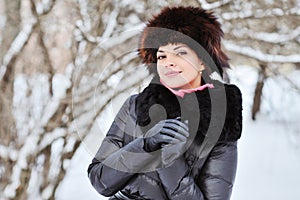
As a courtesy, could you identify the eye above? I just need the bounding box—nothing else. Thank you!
[157,55,166,60]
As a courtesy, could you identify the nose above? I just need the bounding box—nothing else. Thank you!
[166,61,175,67]
[165,56,176,68]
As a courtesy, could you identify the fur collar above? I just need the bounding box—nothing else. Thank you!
[135,79,242,142]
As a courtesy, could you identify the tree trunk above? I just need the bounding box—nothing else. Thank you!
[252,64,267,120]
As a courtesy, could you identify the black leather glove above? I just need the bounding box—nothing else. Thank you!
[143,118,189,152]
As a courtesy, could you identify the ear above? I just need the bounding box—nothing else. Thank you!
[198,61,205,72]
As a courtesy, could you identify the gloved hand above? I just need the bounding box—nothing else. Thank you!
[160,119,190,167]
[161,138,188,167]
[143,118,189,153]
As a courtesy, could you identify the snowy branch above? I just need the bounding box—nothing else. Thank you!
[197,0,232,10]
[74,22,99,43]
[74,0,99,43]
[222,7,298,20]
[3,131,40,198]
[78,0,92,32]
[99,23,144,50]
[101,7,119,40]
[223,40,300,63]
[82,68,148,141]
[0,0,6,46]
[34,0,56,15]
[231,26,300,43]
[0,21,36,81]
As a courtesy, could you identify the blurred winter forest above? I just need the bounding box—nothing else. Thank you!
[0,0,299,199]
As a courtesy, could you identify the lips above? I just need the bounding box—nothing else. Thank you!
[165,70,182,77]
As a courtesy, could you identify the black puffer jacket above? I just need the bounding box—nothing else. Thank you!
[88,82,242,200]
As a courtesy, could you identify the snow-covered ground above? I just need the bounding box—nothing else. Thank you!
[232,116,300,200]
[56,66,300,200]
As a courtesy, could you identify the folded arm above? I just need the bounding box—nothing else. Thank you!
[88,96,160,196]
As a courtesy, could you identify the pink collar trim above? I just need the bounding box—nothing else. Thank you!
[160,79,214,98]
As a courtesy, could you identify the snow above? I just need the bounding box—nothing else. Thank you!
[55,145,105,200]
[27,159,43,199]
[39,128,64,150]
[99,24,145,50]
[4,133,40,198]
[41,72,71,125]
[231,26,300,43]
[232,117,300,200]
[0,18,36,80]
[0,0,6,49]
[42,185,54,199]
[78,0,92,32]
[56,65,300,200]
[52,73,71,99]
[223,40,300,63]
[264,0,274,5]
[198,0,231,10]
[101,7,119,39]
[49,138,64,179]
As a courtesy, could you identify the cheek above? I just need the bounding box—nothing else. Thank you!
[156,65,164,76]
[183,65,199,76]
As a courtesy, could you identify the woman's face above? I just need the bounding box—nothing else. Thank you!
[156,43,205,89]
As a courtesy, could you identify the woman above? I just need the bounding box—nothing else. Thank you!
[88,6,242,200]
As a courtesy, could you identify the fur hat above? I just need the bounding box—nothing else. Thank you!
[138,6,229,76]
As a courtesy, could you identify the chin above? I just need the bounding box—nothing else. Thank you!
[166,82,187,89]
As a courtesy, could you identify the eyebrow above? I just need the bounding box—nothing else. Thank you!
[174,45,187,50]
[157,45,187,53]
